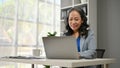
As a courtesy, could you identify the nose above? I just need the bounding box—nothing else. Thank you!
[72,20,76,24]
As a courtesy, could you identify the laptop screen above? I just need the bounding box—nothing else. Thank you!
[42,36,79,59]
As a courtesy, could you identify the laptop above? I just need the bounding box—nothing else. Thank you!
[42,36,79,59]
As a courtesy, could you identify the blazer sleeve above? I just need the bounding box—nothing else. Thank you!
[79,30,97,59]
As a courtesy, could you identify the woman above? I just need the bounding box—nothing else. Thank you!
[63,7,96,68]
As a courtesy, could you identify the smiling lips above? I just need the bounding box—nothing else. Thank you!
[71,24,79,29]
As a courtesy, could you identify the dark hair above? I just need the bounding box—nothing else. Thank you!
[64,7,89,38]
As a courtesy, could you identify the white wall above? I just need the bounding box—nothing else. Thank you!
[97,0,120,68]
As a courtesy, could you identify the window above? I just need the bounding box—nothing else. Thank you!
[0,0,15,45]
[0,0,60,68]
[18,0,37,45]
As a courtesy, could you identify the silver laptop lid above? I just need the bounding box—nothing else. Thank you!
[42,36,79,59]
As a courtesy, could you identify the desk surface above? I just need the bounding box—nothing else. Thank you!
[0,58,115,67]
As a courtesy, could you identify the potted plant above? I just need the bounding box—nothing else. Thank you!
[44,31,57,68]
[47,31,57,37]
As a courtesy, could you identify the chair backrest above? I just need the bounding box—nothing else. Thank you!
[96,49,105,58]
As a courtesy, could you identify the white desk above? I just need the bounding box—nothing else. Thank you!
[0,58,115,68]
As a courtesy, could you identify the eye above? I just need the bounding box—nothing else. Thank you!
[69,18,72,21]
[75,18,79,21]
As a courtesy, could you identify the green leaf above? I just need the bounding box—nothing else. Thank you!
[47,31,57,36]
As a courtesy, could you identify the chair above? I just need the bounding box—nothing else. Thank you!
[96,49,105,68]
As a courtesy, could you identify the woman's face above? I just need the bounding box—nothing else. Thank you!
[68,10,83,32]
